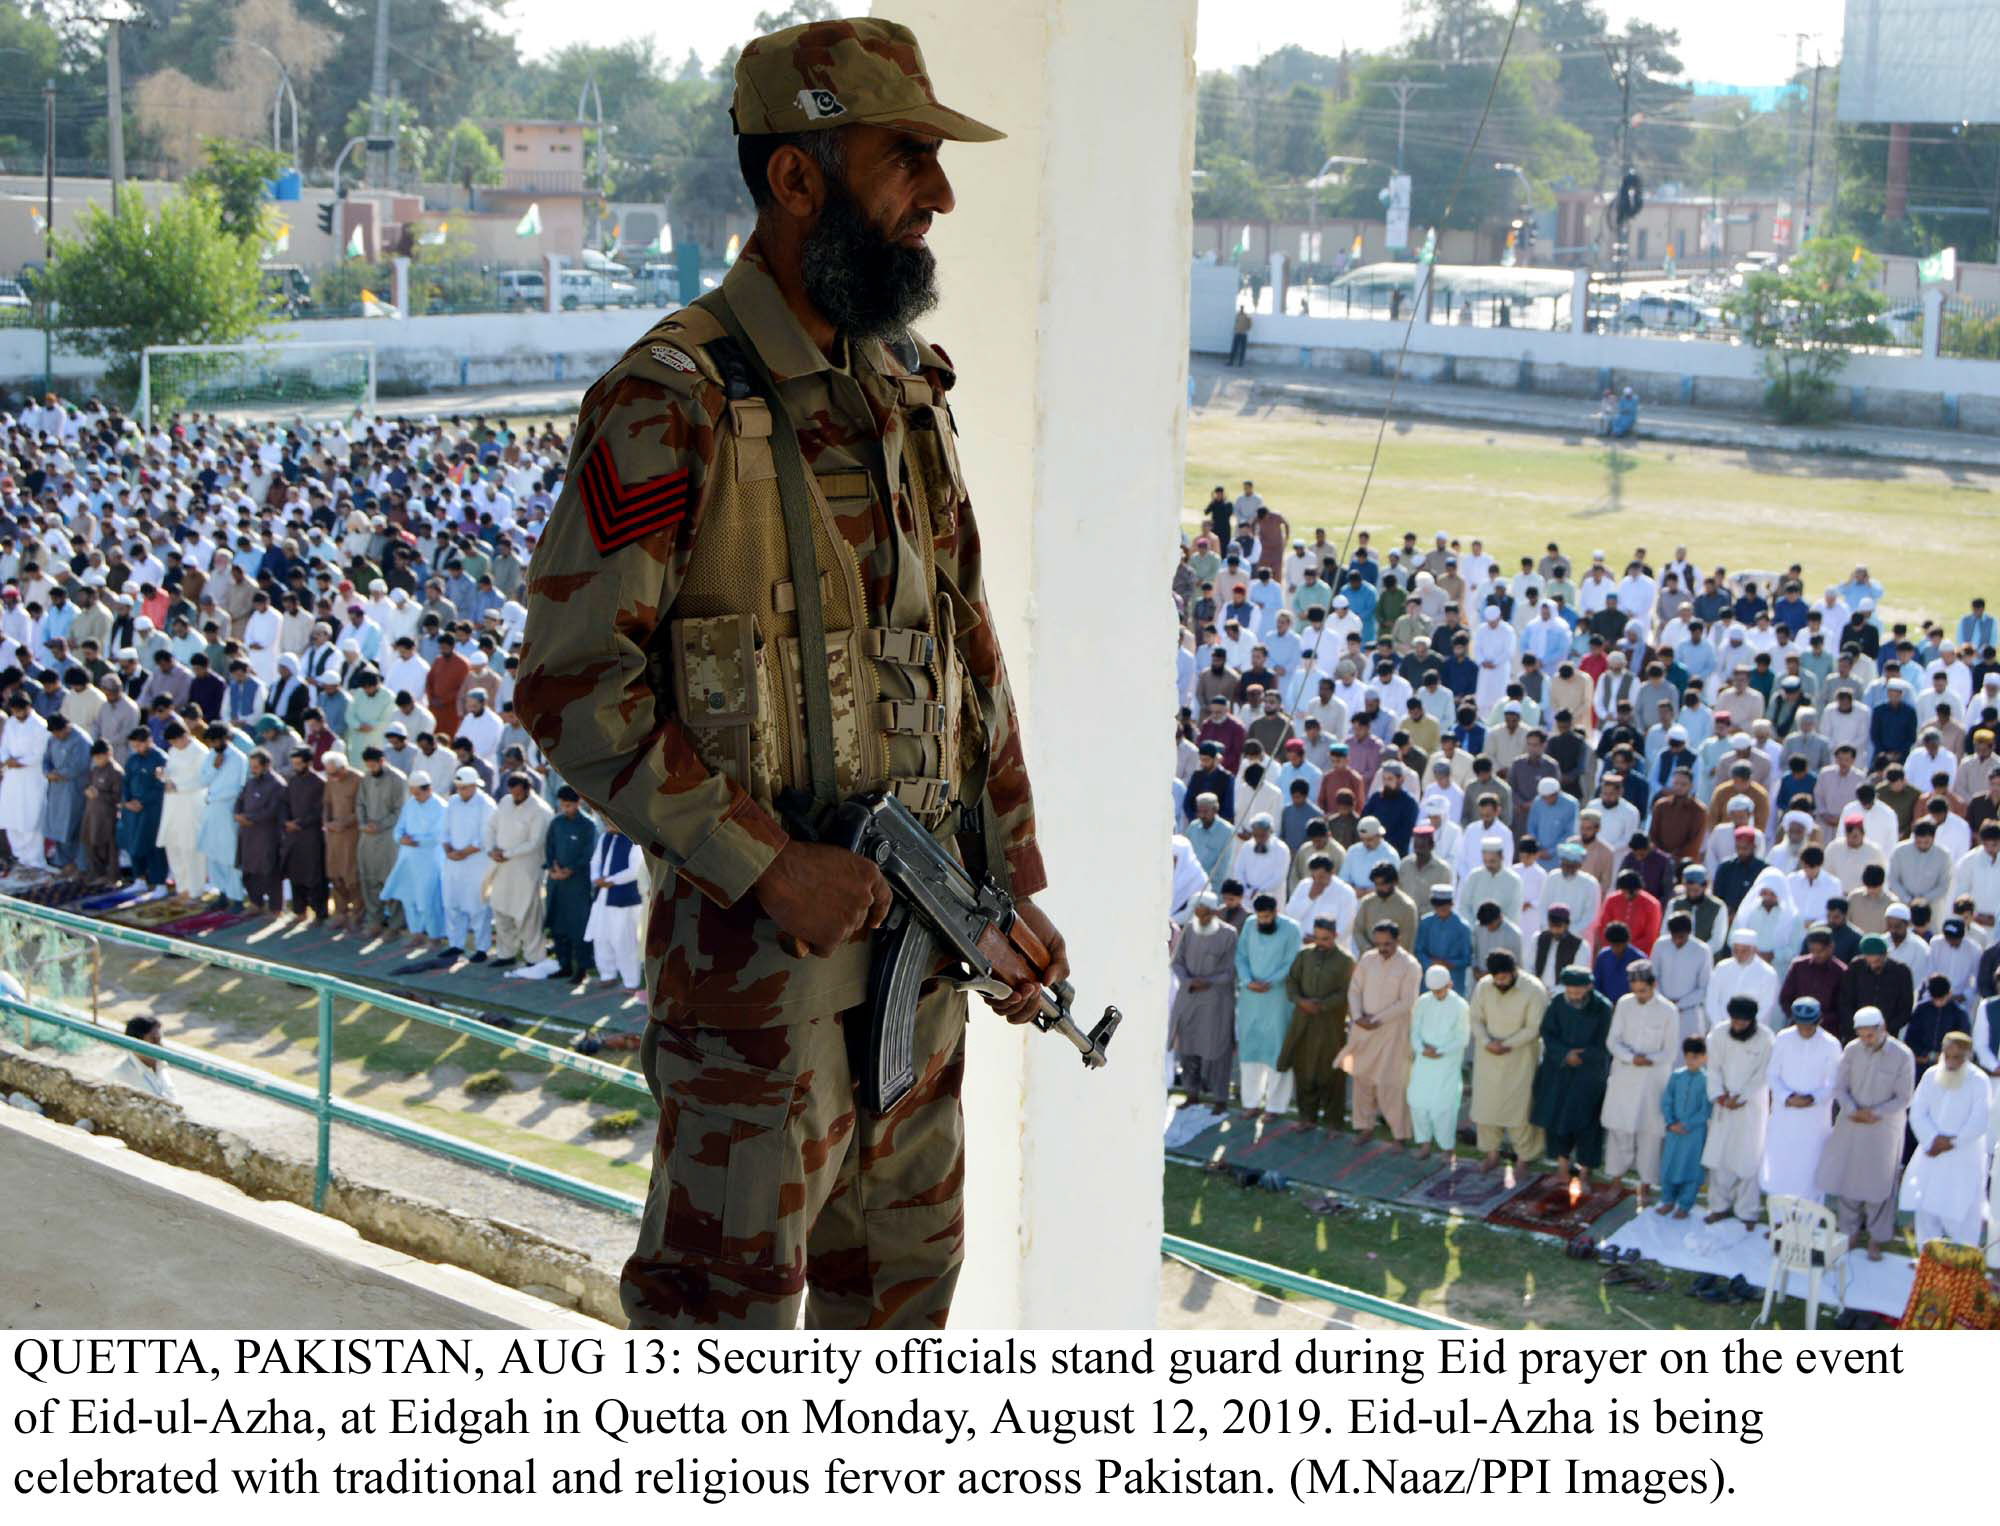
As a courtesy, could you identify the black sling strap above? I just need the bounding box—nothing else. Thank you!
[708,302,840,820]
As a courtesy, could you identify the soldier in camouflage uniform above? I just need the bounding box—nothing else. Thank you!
[517,18,1069,1330]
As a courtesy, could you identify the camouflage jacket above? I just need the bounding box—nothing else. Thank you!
[517,241,1042,1027]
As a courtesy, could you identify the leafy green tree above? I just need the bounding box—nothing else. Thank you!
[1527,1,1689,188]
[187,137,289,241]
[43,190,266,396]
[343,95,428,180]
[1323,48,1594,232]
[1196,71,1248,163]
[1192,153,1273,221]
[1721,238,1890,423]
[432,118,502,191]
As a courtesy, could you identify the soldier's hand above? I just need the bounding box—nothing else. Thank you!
[754,839,892,958]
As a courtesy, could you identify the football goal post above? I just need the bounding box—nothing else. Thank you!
[138,340,376,432]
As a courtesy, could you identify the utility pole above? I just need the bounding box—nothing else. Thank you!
[44,77,54,395]
[1380,77,1442,173]
[105,17,125,217]
[1610,36,1634,293]
[578,75,606,250]
[368,0,391,181]
[1801,53,1823,245]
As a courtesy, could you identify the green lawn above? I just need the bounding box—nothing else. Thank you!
[1167,1159,1799,1331]
[97,947,654,1195]
[1185,406,2000,627]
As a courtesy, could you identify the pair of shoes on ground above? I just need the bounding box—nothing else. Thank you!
[1688,1272,1758,1303]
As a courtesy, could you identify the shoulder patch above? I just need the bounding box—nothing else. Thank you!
[651,344,698,374]
[580,443,690,555]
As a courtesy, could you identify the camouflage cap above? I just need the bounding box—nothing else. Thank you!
[732,17,1003,142]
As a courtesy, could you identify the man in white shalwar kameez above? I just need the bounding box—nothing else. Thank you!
[157,722,210,898]
[0,694,50,867]
[585,828,645,991]
[440,768,497,958]
[1706,925,1781,1030]
[240,594,283,688]
[1760,998,1844,1204]
[1898,1033,1992,1248]
[1472,606,1516,717]
[1703,996,1776,1224]
[482,773,552,967]
[1600,961,1679,1198]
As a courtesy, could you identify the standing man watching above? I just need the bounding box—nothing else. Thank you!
[517,19,1064,1331]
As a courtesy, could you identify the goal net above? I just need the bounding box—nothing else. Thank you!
[138,340,376,432]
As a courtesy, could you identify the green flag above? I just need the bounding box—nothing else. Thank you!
[345,223,366,259]
[515,202,542,238]
[1917,246,1956,284]
[1418,227,1436,265]
[1231,223,1249,259]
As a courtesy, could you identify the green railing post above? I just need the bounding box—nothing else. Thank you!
[314,988,333,1211]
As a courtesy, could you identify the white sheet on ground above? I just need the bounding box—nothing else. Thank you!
[1601,1209,1915,1318]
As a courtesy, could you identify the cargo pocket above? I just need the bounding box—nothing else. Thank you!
[670,613,770,797]
[659,1043,801,1274]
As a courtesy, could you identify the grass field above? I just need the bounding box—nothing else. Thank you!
[1166,1160,1820,1331]
[1184,403,2000,627]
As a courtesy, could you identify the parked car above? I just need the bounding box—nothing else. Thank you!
[1616,294,1713,331]
[1878,303,1924,346]
[558,269,638,308]
[0,278,28,312]
[494,269,547,308]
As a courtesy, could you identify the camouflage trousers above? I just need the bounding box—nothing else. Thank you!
[621,980,968,1330]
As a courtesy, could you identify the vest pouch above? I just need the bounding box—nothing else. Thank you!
[669,613,779,803]
[902,403,965,542]
[772,627,873,799]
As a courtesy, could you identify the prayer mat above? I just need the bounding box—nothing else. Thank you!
[1484,1172,1634,1239]
[1329,1142,1456,1200]
[77,885,151,913]
[153,911,249,938]
[1899,1241,2000,1330]
[109,896,206,928]
[1391,1160,1534,1217]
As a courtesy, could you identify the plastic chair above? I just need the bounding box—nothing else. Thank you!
[1755,1194,1850,1330]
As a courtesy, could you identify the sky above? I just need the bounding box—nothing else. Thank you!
[503,1,1850,88]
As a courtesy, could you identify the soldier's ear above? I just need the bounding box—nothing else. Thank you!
[765,143,827,222]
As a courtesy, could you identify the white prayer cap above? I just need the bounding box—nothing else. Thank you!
[1859,597,1875,611]
[1537,777,1558,796]
[116,647,137,661]
[1331,595,1348,608]
[1421,793,1450,813]
[340,638,361,654]
[1728,795,1755,814]
[1729,731,1752,748]
[1194,891,1219,910]
[278,654,300,673]
[1730,926,1758,946]
[1885,902,1911,922]
[1424,965,1452,991]
[453,767,482,786]
[133,616,153,632]
[1851,1005,1885,1029]
[391,588,409,603]
[322,750,349,771]
[1481,833,1506,852]
[384,722,408,737]
[409,774,432,789]
[1358,815,1383,835]
[1667,724,1688,742]
[1502,698,1521,712]
[1783,809,1812,831]
[1249,813,1274,831]
[1485,607,1502,622]
[468,650,488,666]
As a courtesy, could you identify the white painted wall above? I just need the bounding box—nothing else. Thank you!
[879,0,1194,1327]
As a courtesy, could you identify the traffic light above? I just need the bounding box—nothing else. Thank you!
[316,202,335,235]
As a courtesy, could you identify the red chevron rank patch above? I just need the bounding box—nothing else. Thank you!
[581,445,689,555]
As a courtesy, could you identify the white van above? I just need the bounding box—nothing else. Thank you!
[494,269,546,308]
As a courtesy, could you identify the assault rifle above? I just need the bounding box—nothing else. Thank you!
[817,791,1120,1114]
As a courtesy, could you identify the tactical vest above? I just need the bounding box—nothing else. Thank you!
[642,298,981,836]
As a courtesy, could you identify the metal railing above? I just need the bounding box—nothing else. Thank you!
[0,893,648,1214]
[0,894,1451,1331]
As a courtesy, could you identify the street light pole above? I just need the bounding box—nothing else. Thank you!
[44,77,55,396]
[105,18,124,217]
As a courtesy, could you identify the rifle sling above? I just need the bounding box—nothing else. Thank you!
[710,301,840,821]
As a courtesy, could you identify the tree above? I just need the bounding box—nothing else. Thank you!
[1192,153,1273,222]
[1721,238,1890,423]
[188,137,288,241]
[433,118,502,191]
[42,190,266,396]
[1527,1,1690,189]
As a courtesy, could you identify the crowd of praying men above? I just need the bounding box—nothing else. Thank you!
[1168,482,2000,1263]
[0,393,645,992]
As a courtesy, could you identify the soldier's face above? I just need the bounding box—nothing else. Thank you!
[796,127,949,340]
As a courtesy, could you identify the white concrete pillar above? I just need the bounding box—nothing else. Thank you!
[1570,267,1590,335]
[391,255,411,318]
[1268,251,1288,316]
[543,252,562,315]
[1922,285,1944,359]
[877,0,1193,1327]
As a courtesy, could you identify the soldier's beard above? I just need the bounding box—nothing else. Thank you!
[802,176,939,341]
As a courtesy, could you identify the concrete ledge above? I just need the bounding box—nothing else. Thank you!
[0,1048,623,1326]
[0,1104,605,1328]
